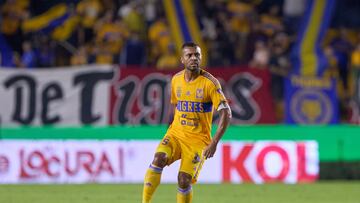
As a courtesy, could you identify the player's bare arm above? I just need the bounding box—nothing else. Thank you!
[203,102,231,159]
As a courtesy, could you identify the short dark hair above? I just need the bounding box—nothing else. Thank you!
[181,42,199,49]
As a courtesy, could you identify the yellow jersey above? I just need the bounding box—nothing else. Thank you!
[166,69,227,146]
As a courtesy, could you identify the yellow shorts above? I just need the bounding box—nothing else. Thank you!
[156,133,206,183]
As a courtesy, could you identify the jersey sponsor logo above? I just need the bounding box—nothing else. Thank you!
[180,119,199,126]
[176,101,212,112]
[176,87,182,97]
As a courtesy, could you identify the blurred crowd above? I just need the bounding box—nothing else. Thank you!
[0,0,360,122]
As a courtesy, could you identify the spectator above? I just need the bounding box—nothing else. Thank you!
[94,43,113,64]
[118,2,146,36]
[283,0,305,34]
[76,0,103,43]
[156,44,179,70]
[213,11,236,66]
[269,33,291,122]
[71,46,88,66]
[143,0,157,26]
[324,45,348,122]
[1,0,29,53]
[20,41,36,68]
[259,5,284,37]
[227,0,255,64]
[148,16,172,65]
[244,23,268,62]
[119,31,146,66]
[250,40,270,69]
[35,36,55,67]
[95,10,129,56]
[331,28,354,89]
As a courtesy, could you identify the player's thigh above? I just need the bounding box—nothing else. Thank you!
[178,143,205,184]
[155,134,181,165]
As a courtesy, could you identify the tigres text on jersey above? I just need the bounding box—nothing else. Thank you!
[166,69,228,145]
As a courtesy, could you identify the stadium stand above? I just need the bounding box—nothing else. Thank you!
[0,0,359,123]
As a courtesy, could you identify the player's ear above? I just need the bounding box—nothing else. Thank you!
[197,47,202,57]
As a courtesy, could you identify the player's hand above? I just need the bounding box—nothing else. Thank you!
[203,141,218,159]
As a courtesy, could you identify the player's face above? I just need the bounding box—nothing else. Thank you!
[181,46,202,71]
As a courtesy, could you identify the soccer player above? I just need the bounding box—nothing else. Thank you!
[142,42,232,203]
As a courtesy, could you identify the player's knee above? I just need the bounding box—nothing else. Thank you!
[178,172,192,189]
[152,152,167,168]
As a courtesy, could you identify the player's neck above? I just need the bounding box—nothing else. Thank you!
[184,68,201,82]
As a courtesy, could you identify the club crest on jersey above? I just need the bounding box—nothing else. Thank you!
[196,89,204,99]
[176,87,181,97]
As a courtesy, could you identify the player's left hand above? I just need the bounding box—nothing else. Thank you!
[203,141,218,159]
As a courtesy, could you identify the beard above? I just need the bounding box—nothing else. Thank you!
[186,64,199,72]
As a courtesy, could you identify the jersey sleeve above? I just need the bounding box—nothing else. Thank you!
[170,77,177,104]
[209,79,227,110]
